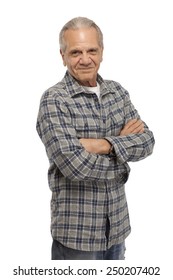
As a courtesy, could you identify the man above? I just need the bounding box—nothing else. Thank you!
[36,17,155,260]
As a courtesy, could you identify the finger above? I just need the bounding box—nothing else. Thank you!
[129,120,143,132]
[139,127,145,133]
[131,123,144,133]
[120,119,143,136]
[123,119,138,130]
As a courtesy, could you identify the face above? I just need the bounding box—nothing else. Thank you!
[60,27,103,87]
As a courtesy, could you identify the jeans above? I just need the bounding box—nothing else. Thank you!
[51,239,125,260]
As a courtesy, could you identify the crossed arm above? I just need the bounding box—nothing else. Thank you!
[79,119,144,154]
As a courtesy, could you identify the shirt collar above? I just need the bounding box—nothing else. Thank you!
[62,71,114,98]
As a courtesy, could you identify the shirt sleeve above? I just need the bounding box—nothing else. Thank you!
[36,92,129,182]
[105,88,155,164]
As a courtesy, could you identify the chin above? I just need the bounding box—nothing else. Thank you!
[79,74,95,82]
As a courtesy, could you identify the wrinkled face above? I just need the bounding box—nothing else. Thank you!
[60,27,103,87]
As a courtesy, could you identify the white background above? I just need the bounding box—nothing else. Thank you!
[1,0,172,278]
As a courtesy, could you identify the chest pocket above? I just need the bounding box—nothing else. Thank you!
[69,106,101,138]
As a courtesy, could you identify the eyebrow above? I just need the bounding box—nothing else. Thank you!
[70,49,82,54]
[69,47,99,54]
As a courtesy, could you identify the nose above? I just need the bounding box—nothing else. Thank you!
[79,53,91,65]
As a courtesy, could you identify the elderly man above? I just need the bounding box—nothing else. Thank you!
[36,17,155,260]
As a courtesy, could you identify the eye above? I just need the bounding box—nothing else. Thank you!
[71,50,81,57]
[88,49,97,55]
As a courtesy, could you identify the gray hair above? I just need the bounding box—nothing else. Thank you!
[59,17,104,52]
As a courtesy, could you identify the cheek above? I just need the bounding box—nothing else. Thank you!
[70,60,81,72]
[93,58,102,67]
[66,57,77,67]
[92,55,102,64]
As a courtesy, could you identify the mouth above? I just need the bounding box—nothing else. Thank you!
[78,68,94,72]
[78,67,94,70]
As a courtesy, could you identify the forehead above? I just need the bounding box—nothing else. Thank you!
[63,27,100,49]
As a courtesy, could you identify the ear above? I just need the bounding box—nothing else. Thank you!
[100,48,103,62]
[60,49,66,66]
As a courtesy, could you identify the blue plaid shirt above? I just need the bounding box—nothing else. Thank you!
[36,71,155,251]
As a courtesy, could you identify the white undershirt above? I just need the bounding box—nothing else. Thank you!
[83,82,100,99]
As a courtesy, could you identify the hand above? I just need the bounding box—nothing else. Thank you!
[79,138,111,154]
[120,119,144,136]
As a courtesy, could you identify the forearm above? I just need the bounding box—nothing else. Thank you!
[79,120,154,163]
[79,138,112,154]
[79,119,148,159]
[105,127,155,163]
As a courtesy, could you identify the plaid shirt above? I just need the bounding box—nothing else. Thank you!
[36,71,155,251]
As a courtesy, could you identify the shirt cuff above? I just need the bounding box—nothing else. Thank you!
[104,136,129,163]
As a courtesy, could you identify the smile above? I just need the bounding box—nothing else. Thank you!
[78,68,93,71]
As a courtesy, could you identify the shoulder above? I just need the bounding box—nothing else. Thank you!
[104,79,129,98]
[37,81,68,117]
[41,80,67,101]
